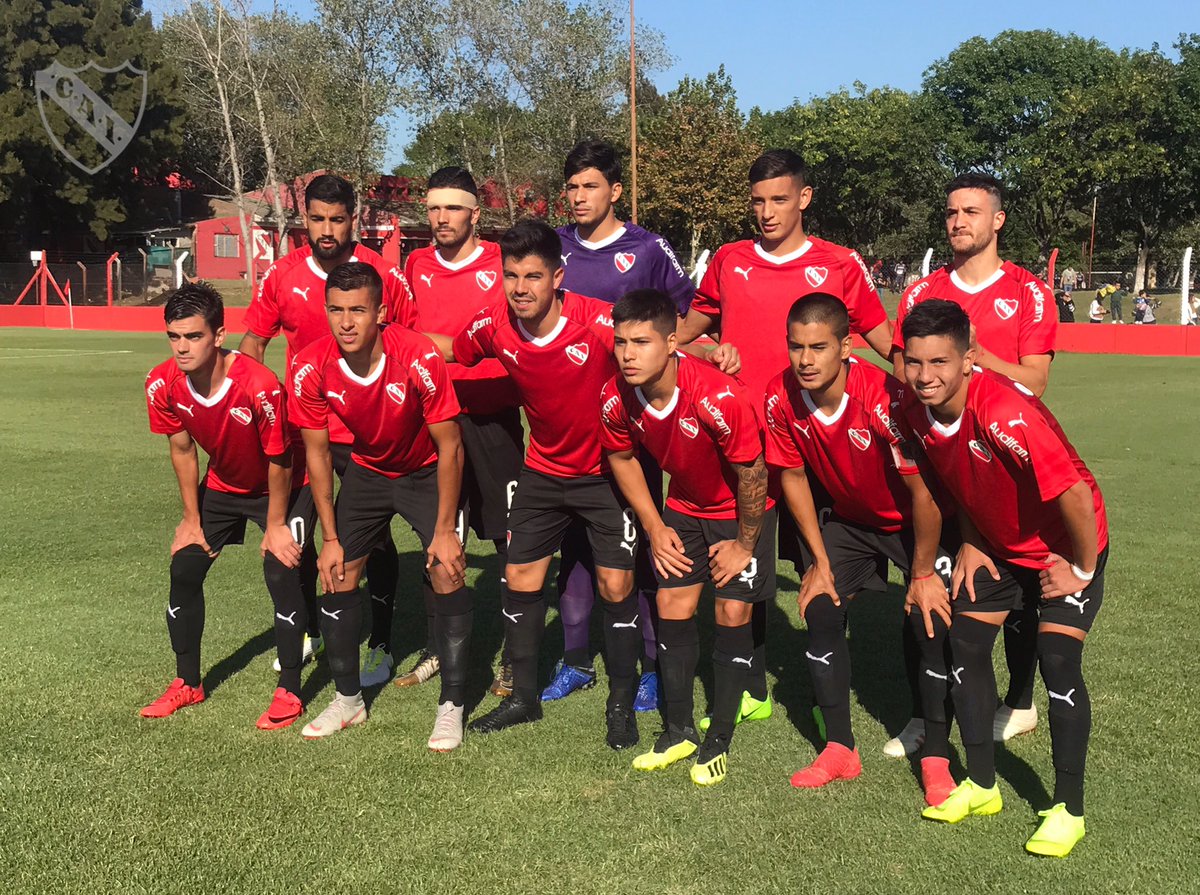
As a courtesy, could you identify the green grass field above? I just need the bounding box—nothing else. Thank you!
[1,329,1197,894]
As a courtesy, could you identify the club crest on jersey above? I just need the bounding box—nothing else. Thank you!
[614,252,636,273]
[565,342,590,366]
[848,428,872,451]
[386,382,406,406]
[678,416,700,438]
[230,406,253,426]
[969,439,993,462]
[994,297,1018,320]
[805,266,829,288]
[476,270,497,291]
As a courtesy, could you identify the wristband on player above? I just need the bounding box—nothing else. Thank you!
[910,573,936,582]
[324,536,339,543]
[1070,563,1095,581]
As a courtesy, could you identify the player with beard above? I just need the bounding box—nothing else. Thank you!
[548,141,700,713]
[141,282,314,730]
[291,263,470,748]
[601,290,774,786]
[405,166,521,697]
[900,300,1106,858]
[886,172,1057,759]
[239,174,418,690]
[675,149,893,734]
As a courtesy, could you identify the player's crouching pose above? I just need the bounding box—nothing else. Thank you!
[763,295,956,803]
[291,263,471,750]
[900,300,1108,857]
[142,282,313,730]
[600,290,775,786]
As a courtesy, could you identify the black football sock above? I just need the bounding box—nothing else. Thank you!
[1039,632,1090,815]
[167,545,215,687]
[902,614,925,721]
[710,621,754,741]
[948,615,1002,788]
[365,543,399,653]
[318,588,363,696]
[558,560,595,669]
[804,594,853,748]
[434,587,473,707]
[909,610,952,759]
[600,591,641,706]
[503,585,547,701]
[1002,605,1040,710]
[263,553,306,696]
[299,541,320,637]
[638,589,659,672]
[657,617,699,732]
[421,579,438,656]
[492,538,512,665]
[747,599,768,701]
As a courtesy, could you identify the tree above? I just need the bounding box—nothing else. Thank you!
[638,68,761,264]
[0,0,183,250]
[754,84,948,261]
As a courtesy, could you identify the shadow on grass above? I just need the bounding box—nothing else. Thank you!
[205,627,275,696]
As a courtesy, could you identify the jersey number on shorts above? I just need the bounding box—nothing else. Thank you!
[621,509,638,555]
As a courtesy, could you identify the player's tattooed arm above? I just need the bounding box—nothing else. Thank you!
[733,454,768,552]
[167,430,215,557]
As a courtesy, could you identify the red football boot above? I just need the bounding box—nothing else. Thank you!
[140,678,205,718]
[790,742,863,788]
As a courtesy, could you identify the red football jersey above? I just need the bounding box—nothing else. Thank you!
[691,236,888,399]
[453,291,616,478]
[244,243,418,443]
[290,325,461,479]
[900,369,1107,569]
[599,353,771,520]
[893,262,1056,363]
[146,352,293,496]
[764,358,918,532]
[404,241,518,415]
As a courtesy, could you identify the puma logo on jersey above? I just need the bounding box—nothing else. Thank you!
[565,342,590,366]
[229,406,253,426]
[419,274,433,287]
[476,270,497,290]
[733,266,753,281]
[715,386,735,400]
[611,614,640,629]
[793,421,811,438]
[292,286,311,302]
[1048,688,1077,707]
[177,403,195,417]
[806,651,833,666]
[560,253,572,266]
[1063,593,1090,614]
[275,611,297,626]
[502,348,519,366]
[1008,413,1027,428]
[326,390,347,405]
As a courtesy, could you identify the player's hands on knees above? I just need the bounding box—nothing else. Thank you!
[708,343,741,375]
[708,539,752,588]
[798,561,839,617]
[317,539,345,593]
[1038,552,1091,599]
[261,523,302,568]
[951,542,999,603]
[649,524,691,579]
[906,574,951,638]
[172,517,215,557]
[427,527,467,586]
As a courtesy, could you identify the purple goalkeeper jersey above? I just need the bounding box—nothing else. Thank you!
[556,223,694,313]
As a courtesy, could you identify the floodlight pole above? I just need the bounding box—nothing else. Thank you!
[629,0,638,225]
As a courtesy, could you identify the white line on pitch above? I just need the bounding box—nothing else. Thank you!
[0,350,135,359]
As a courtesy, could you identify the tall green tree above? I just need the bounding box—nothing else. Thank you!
[0,0,183,250]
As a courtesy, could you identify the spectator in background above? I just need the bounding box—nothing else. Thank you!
[1089,292,1108,323]
[1134,290,1157,324]
[1055,289,1076,323]
[1108,281,1125,323]
[1061,267,1076,296]
[894,260,907,291]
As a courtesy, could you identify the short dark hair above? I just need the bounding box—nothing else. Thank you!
[305,173,357,215]
[325,261,382,306]
[786,294,849,342]
[427,166,478,196]
[945,171,1003,208]
[164,281,224,331]
[564,140,622,186]
[499,220,562,270]
[612,289,678,338]
[749,149,811,188]
[901,299,971,353]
